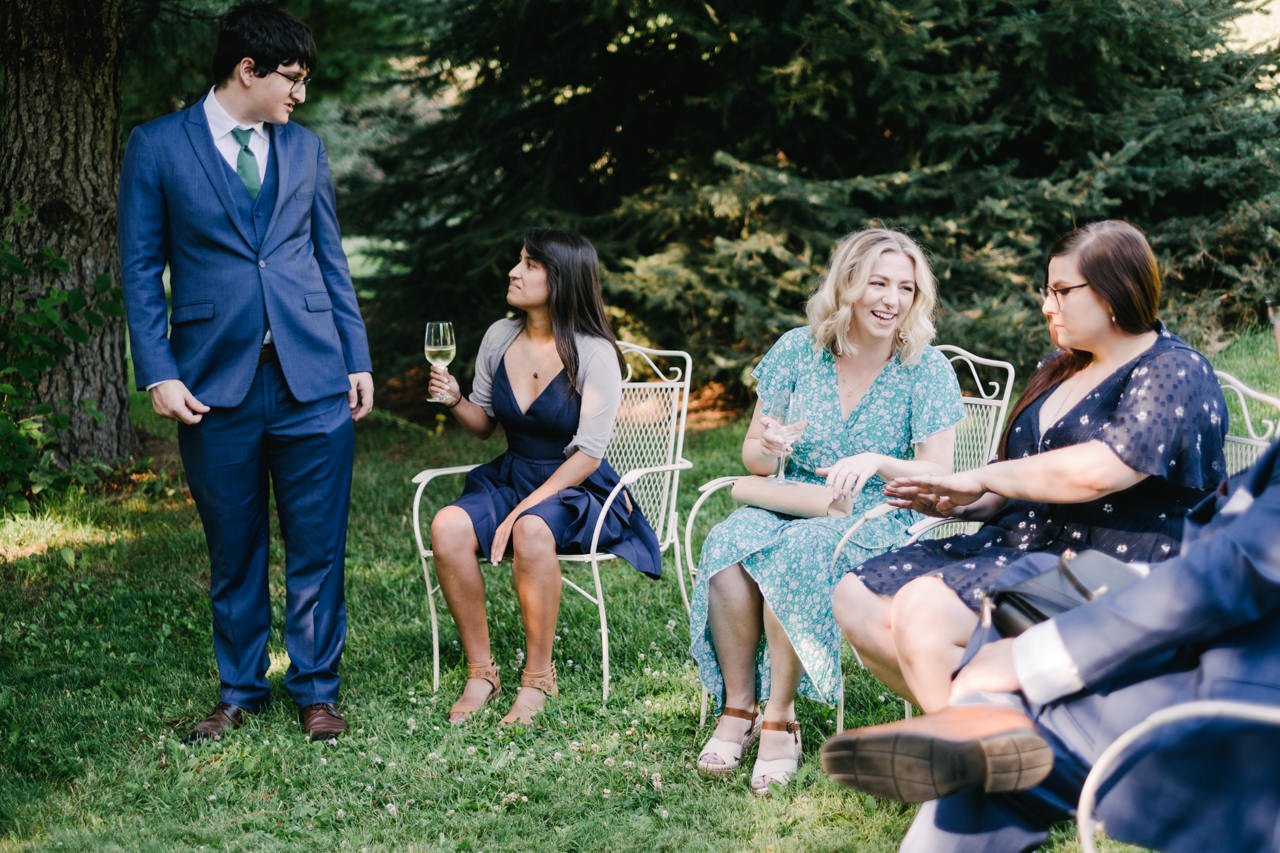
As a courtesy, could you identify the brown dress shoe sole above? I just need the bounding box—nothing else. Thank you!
[820,724,1053,803]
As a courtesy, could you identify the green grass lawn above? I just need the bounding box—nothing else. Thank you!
[2,328,1275,850]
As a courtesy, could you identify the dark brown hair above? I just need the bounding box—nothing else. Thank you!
[998,220,1162,458]
[212,3,317,85]
[520,228,623,393]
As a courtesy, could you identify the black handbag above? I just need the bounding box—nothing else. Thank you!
[986,549,1149,638]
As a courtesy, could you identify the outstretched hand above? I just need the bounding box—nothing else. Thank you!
[883,471,986,518]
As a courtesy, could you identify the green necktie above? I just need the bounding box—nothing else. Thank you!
[230,127,261,200]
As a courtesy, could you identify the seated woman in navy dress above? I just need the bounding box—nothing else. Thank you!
[832,220,1228,713]
[427,228,661,726]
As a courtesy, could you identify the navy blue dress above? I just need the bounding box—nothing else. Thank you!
[852,329,1228,610]
[451,360,663,578]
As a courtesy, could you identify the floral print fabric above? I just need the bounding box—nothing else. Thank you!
[689,328,964,710]
[853,326,1228,610]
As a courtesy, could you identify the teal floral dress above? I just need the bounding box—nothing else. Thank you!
[689,327,964,711]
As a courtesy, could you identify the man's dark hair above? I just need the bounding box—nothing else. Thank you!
[212,2,317,85]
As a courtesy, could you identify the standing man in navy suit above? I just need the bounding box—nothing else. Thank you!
[119,2,372,743]
[821,437,1280,851]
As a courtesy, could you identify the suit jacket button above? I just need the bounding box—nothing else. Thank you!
[258,260,266,268]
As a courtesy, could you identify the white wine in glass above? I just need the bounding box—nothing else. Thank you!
[759,391,808,482]
[424,321,456,402]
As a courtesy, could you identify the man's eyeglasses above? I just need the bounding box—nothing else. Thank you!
[258,67,312,92]
[1039,281,1089,309]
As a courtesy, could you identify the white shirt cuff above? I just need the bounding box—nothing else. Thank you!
[1012,620,1084,706]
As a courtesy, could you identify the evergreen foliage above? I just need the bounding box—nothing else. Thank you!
[352,0,1280,398]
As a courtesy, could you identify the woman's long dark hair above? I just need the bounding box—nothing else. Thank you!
[998,220,1162,459]
[521,228,624,392]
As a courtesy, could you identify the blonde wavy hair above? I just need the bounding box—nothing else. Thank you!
[805,227,937,366]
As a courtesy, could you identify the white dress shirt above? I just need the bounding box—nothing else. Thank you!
[204,87,269,183]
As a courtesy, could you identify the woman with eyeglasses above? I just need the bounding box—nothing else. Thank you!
[832,220,1228,713]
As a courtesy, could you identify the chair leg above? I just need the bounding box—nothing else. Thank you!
[673,521,691,616]
[589,556,611,704]
[699,688,709,728]
[421,553,441,692]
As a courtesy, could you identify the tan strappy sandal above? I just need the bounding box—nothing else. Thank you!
[499,663,559,726]
[697,706,762,777]
[447,659,501,724]
[750,719,802,796]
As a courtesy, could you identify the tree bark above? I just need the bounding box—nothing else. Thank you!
[0,0,132,466]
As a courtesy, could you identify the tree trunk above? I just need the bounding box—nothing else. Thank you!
[0,0,132,467]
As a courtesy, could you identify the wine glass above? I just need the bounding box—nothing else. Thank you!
[759,390,808,482]
[424,321,456,403]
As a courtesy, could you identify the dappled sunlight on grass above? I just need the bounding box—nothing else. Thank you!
[267,650,291,679]
[3,332,1270,848]
[0,509,123,564]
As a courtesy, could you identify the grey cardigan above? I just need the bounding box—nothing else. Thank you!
[468,317,622,459]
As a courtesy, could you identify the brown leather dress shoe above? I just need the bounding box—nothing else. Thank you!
[819,706,1054,802]
[183,702,248,745]
[299,702,348,741]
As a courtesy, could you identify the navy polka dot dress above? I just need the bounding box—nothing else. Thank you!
[853,327,1228,610]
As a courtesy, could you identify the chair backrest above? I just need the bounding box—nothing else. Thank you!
[909,345,1016,542]
[605,343,692,549]
[934,344,1017,472]
[1216,370,1280,475]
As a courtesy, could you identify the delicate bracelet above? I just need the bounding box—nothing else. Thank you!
[445,394,462,409]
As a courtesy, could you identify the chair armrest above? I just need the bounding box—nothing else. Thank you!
[831,502,896,561]
[697,475,744,495]
[587,460,694,554]
[411,463,482,557]
[618,458,694,486]
[412,463,481,485]
[682,475,747,583]
[1077,700,1280,853]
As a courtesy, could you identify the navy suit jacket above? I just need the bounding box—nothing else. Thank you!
[119,96,371,407]
[1040,438,1280,850]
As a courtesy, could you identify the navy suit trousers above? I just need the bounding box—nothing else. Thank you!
[179,359,354,710]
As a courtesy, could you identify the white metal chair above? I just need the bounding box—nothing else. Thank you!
[410,342,693,704]
[1077,700,1280,852]
[831,345,1016,729]
[1215,369,1280,475]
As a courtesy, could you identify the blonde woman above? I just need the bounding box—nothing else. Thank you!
[689,228,964,794]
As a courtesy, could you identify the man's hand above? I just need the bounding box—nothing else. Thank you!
[949,638,1021,704]
[348,371,374,421]
[149,379,210,424]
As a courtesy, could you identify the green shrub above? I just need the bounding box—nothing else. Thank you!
[0,213,112,512]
